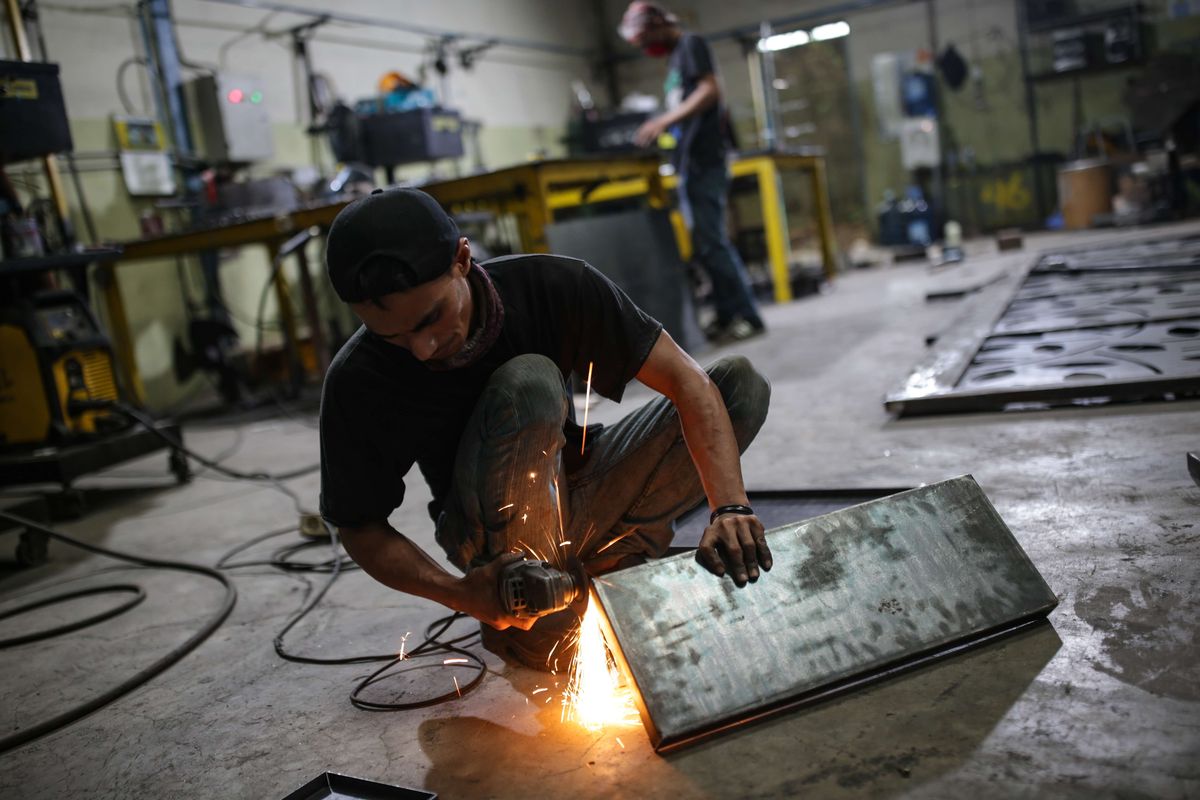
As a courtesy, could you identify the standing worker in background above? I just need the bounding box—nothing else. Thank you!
[623,1,767,344]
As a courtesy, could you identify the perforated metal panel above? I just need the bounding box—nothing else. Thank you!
[887,233,1200,415]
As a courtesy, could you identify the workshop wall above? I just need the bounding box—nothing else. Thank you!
[2,0,600,410]
[603,0,1200,238]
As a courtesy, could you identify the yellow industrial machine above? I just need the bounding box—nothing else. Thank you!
[0,290,123,447]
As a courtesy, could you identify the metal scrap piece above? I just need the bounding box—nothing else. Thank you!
[592,475,1057,753]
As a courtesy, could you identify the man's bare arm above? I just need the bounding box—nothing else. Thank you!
[634,74,720,146]
[338,520,535,630]
[634,333,771,585]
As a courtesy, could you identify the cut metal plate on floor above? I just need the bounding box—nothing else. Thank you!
[1034,233,1200,272]
[593,475,1058,753]
[887,231,1200,415]
[668,488,911,553]
[280,772,436,800]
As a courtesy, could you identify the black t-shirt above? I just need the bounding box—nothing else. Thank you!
[665,32,726,172]
[319,254,664,529]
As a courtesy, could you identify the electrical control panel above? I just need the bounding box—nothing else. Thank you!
[183,73,274,163]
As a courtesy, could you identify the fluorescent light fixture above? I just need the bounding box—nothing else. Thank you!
[757,29,810,52]
[811,20,850,41]
[757,20,849,51]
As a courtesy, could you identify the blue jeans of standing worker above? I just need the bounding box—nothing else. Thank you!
[435,353,771,670]
[678,162,765,330]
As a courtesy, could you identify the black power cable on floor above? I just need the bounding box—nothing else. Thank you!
[0,584,145,649]
[0,512,237,755]
[350,612,487,711]
[100,401,319,514]
[5,402,491,734]
[213,523,489,707]
[116,400,491,703]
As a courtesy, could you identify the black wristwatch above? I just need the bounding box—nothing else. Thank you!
[709,504,755,525]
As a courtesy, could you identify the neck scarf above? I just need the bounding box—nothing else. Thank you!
[427,260,505,371]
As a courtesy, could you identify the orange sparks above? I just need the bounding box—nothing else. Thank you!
[443,658,469,665]
[498,503,514,512]
[562,599,639,732]
[453,676,461,697]
[398,632,410,660]
[580,361,594,455]
[616,737,625,749]
[532,687,548,695]
[553,477,566,557]
[596,530,635,554]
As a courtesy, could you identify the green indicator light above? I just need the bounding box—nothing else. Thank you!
[250,90,263,104]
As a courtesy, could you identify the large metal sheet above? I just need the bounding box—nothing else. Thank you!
[886,232,1200,416]
[593,476,1058,753]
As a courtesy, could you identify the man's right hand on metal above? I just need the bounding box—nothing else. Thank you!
[695,512,771,587]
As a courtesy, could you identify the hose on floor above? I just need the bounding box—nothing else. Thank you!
[0,512,236,755]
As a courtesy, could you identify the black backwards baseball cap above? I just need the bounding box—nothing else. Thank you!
[325,187,461,304]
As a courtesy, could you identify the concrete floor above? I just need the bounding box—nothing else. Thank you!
[1,224,1198,799]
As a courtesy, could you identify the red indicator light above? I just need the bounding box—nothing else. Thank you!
[227,89,244,104]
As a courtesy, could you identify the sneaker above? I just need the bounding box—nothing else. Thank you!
[719,319,766,343]
[702,319,730,341]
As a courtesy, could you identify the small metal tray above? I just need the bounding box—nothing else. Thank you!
[281,772,436,800]
[668,488,912,552]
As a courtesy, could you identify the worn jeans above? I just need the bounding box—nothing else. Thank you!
[434,353,771,667]
[678,162,765,329]
[436,352,771,570]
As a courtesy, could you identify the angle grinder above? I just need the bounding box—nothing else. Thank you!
[498,557,590,618]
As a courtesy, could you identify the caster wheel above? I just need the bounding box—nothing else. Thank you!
[170,449,192,484]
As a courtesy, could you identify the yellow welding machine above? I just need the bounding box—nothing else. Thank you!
[0,290,124,447]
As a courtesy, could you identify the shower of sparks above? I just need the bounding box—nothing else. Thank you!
[443,658,469,665]
[596,530,635,554]
[453,676,461,697]
[562,599,638,732]
[516,539,550,562]
[580,361,594,455]
[552,477,567,564]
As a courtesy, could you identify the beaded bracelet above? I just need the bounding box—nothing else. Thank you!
[709,504,755,525]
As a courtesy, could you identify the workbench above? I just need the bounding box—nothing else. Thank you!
[546,151,839,302]
[103,152,835,404]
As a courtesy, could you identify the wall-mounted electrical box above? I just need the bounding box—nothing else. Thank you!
[183,73,274,163]
[0,60,72,163]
